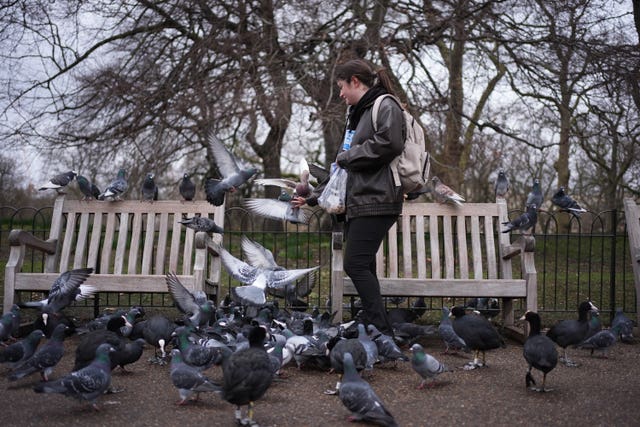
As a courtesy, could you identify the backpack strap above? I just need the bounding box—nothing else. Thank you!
[371,94,403,188]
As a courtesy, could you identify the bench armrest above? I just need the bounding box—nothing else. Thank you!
[8,229,57,254]
[195,232,222,299]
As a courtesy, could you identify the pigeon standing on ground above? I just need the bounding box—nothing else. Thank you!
[521,311,558,392]
[204,134,258,206]
[38,171,77,194]
[178,216,224,234]
[33,343,115,410]
[8,324,68,381]
[166,272,214,329]
[179,173,196,201]
[338,352,398,427]
[141,173,158,201]
[100,168,128,201]
[431,176,465,206]
[577,325,621,358]
[525,178,543,210]
[502,204,538,234]
[169,348,220,405]
[611,308,634,343]
[438,307,468,354]
[76,175,101,200]
[494,170,509,199]
[0,305,20,342]
[0,329,45,367]
[19,268,96,314]
[366,324,408,363]
[551,187,587,217]
[409,343,451,389]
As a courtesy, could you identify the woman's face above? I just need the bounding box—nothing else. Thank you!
[337,77,367,106]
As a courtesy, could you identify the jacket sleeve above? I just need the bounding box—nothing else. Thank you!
[335,98,404,172]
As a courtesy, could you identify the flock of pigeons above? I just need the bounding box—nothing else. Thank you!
[0,263,635,425]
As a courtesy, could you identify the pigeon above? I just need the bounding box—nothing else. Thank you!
[141,172,158,201]
[521,311,558,392]
[8,324,67,381]
[450,306,505,370]
[367,324,408,363]
[357,323,379,371]
[254,158,314,198]
[546,300,598,367]
[494,170,509,199]
[338,352,398,427]
[551,187,587,217]
[38,170,77,194]
[611,308,634,343]
[220,326,274,426]
[326,336,368,394]
[308,162,330,184]
[0,305,20,342]
[179,173,196,201]
[0,329,45,367]
[502,204,538,234]
[166,272,214,328]
[525,178,543,210]
[110,338,146,372]
[33,343,115,410]
[99,168,128,201]
[431,176,465,206]
[577,325,621,358]
[466,297,500,319]
[243,198,309,224]
[19,268,96,314]
[76,175,101,200]
[178,215,224,234]
[409,343,451,389]
[214,241,318,307]
[204,133,258,206]
[169,348,220,405]
[584,310,602,340]
[411,296,427,318]
[438,307,468,354]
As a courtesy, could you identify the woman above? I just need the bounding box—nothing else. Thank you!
[292,58,405,335]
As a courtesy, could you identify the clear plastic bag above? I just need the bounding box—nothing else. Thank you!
[318,167,347,214]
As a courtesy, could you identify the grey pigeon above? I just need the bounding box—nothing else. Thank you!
[431,176,465,206]
[38,170,77,194]
[76,175,101,200]
[367,324,408,363]
[0,305,20,342]
[521,311,558,392]
[494,170,509,199]
[179,173,196,201]
[308,162,330,184]
[0,329,45,367]
[577,326,620,358]
[438,307,468,354]
[99,168,128,201]
[551,187,587,217]
[204,134,258,206]
[502,204,537,234]
[178,215,224,234]
[33,343,115,410]
[166,272,214,328]
[141,172,158,201]
[172,326,222,370]
[8,324,67,381]
[244,198,309,224]
[357,323,379,371]
[20,268,95,314]
[338,352,398,427]
[254,158,314,198]
[170,348,220,405]
[525,178,543,210]
[611,308,634,343]
[409,343,451,389]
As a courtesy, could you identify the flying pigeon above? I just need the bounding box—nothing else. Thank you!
[243,198,309,224]
[431,176,465,206]
[409,343,451,389]
[494,170,509,199]
[551,187,587,217]
[204,134,258,206]
[308,162,330,184]
[141,172,158,201]
[38,170,77,194]
[178,216,224,234]
[169,348,220,405]
[76,175,101,200]
[166,272,214,329]
[19,268,96,314]
[502,204,538,234]
[338,352,398,427]
[525,178,543,210]
[8,324,68,381]
[33,343,115,410]
[99,168,128,201]
[179,173,196,201]
[438,307,468,354]
[254,158,314,198]
[0,329,45,367]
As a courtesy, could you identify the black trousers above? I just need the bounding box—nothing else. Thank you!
[343,215,398,335]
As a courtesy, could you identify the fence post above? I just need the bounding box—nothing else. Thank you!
[609,209,617,323]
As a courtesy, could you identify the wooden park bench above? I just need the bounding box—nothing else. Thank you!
[3,195,224,314]
[623,197,640,326]
[330,200,537,337]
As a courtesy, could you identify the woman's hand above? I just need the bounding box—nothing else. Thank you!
[291,196,307,208]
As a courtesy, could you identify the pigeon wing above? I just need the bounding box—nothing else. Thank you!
[166,272,200,315]
[207,134,240,177]
[241,235,279,269]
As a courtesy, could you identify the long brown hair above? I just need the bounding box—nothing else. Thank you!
[335,59,397,97]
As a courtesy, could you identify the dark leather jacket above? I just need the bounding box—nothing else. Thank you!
[335,96,405,219]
